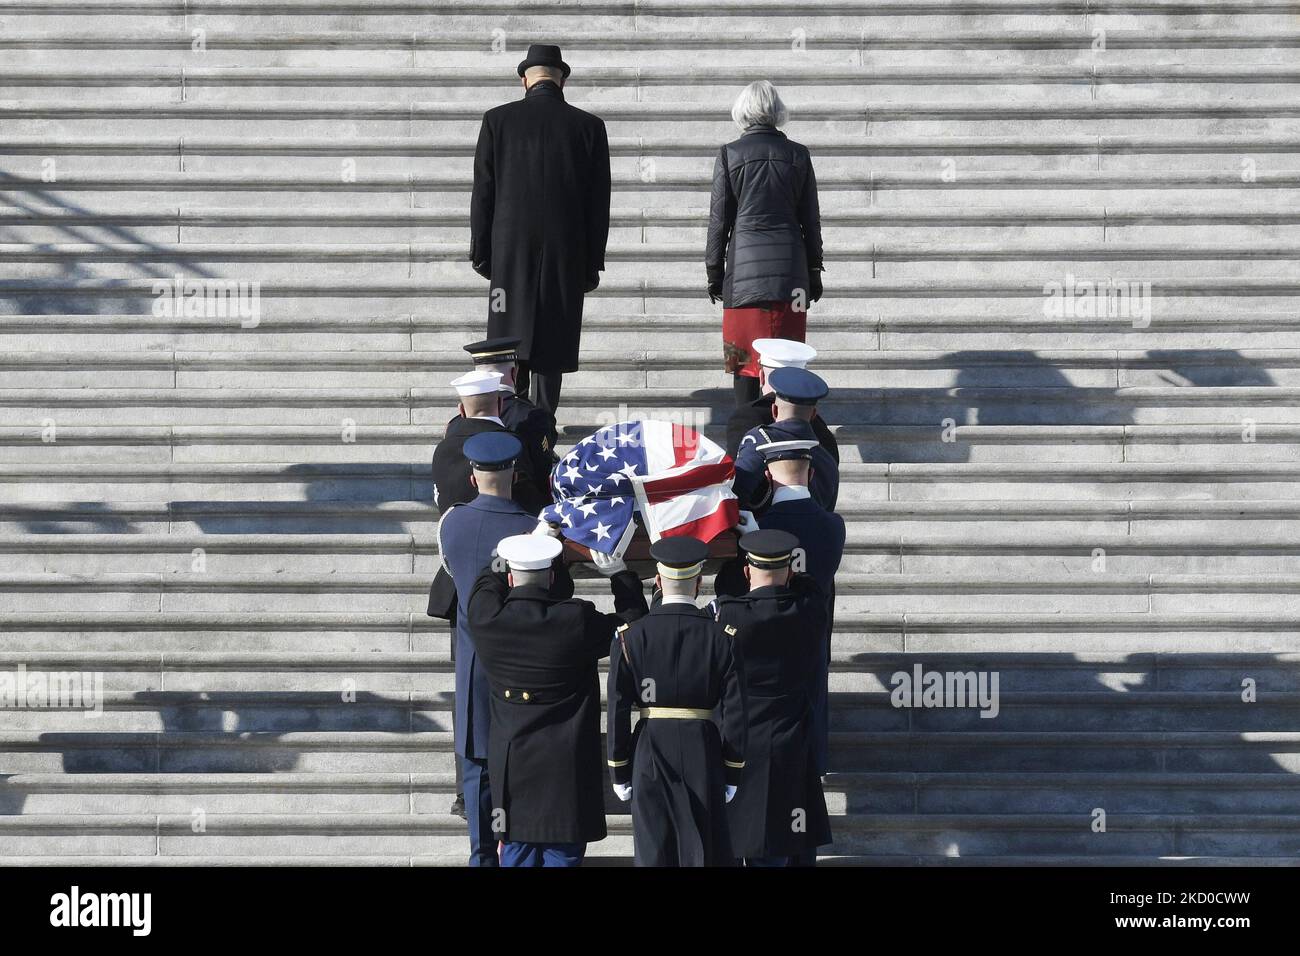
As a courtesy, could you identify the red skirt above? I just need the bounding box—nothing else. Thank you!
[722,300,807,378]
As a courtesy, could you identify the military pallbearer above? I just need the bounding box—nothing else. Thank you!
[467,534,647,866]
[715,529,832,866]
[435,432,543,864]
[607,536,748,866]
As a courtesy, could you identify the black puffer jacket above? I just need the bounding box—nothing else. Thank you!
[705,125,823,309]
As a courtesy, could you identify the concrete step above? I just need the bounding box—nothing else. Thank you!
[4,610,1299,654]
[5,460,1300,506]
[5,688,1300,734]
[9,770,1300,817]
[8,422,1300,466]
[10,810,1299,860]
[6,492,1300,535]
[9,312,1300,353]
[9,131,1300,160]
[8,642,1300,682]
[2,24,1299,52]
[9,570,1300,613]
[8,348,1300,385]
[4,385,1300,427]
[2,198,1296,224]
[3,729,1300,774]
[11,529,1300,576]
[2,166,1299,193]
[0,0,1294,34]
[0,242,1297,287]
[1,278,1296,321]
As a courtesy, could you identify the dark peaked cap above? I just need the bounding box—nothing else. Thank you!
[650,536,709,580]
[768,366,829,406]
[463,432,521,472]
[464,337,521,365]
[739,529,800,569]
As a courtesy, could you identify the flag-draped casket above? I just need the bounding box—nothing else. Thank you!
[542,420,740,560]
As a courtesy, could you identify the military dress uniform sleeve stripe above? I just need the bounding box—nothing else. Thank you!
[606,631,637,787]
[718,626,748,788]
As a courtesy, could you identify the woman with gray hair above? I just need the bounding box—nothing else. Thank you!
[706,80,824,405]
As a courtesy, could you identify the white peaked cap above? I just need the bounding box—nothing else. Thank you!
[752,338,817,369]
[497,534,562,571]
[451,369,504,397]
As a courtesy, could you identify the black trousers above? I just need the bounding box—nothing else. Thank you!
[733,373,761,406]
[517,364,563,416]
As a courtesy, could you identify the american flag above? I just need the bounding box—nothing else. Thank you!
[542,420,740,556]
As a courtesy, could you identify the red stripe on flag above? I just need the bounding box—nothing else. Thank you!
[659,499,740,543]
[640,461,735,503]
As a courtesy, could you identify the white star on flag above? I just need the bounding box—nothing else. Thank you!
[593,521,611,541]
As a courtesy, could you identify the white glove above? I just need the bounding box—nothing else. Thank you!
[532,518,560,538]
[591,549,627,577]
[613,783,633,802]
[736,510,759,535]
[725,785,737,803]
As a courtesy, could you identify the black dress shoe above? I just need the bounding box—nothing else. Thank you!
[450,794,467,819]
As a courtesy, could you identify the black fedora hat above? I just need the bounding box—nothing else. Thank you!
[517,43,571,79]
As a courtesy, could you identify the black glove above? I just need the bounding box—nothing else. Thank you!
[472,260,491,280]
[707,279,723,304]
[584,271,600,293]
[808,269,823,303]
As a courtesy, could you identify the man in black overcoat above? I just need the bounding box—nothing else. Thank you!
[715,529,832,866]
[466,534,647,866]
[469,43,611,416]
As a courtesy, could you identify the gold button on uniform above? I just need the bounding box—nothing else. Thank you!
[504,690,512,699]
[522,692,531,701]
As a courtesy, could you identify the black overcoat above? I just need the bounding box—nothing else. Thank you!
[715,576,833,859]
[466,567,647,845]
[607,603,749,867]
[469,81,611,374]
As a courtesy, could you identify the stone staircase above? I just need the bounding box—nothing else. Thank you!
[2,0,1299,864]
